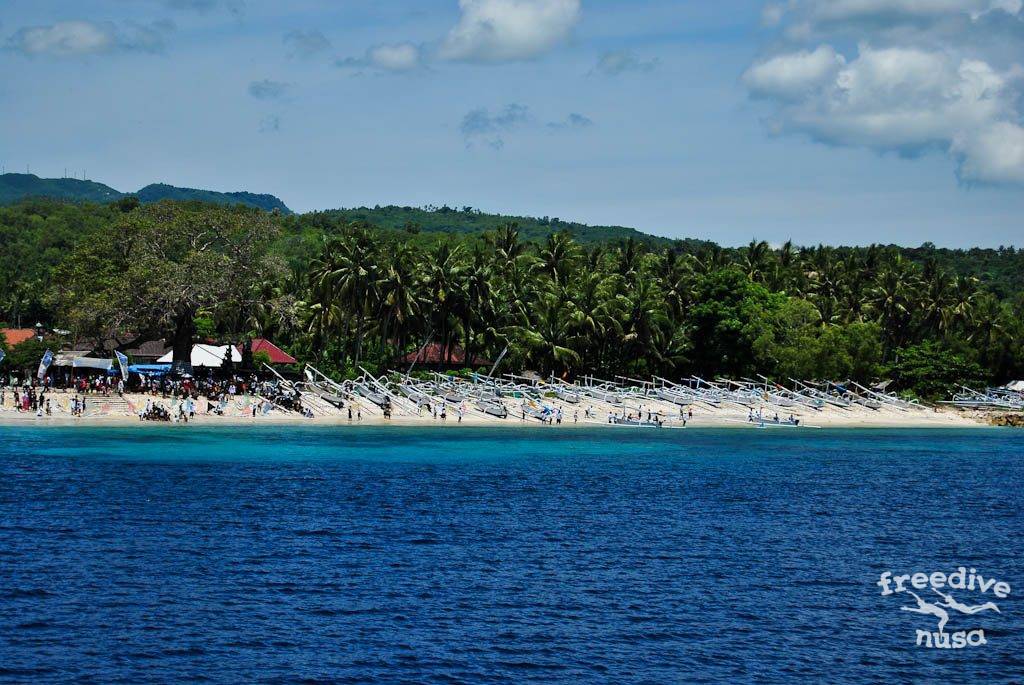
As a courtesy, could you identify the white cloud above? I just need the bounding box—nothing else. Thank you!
[747,0,1024,185]
[762,3,787,26]
[6,20,169,57]
[368,43,422,71]
[807,0,1021,22]
[461,103,530,148]
[460,104,593,148]
[953,121,1024,183]
[439,0,581,63]
[337,42,423,72]
[591,50,660,76]
[747,44,1024,183]
[743,45,845,100]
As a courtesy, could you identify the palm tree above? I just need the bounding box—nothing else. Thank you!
[616,276,669,374]
[461,247,495,367]
[512,290,582,377]
[539,232,578,290]
[867,255,919,356]
[308,229,379,367]
[569,270,622,373]
[377,245,422,359]
[419,241,466,364]
[742,240,771,283]
[919,262,954,336]
[491,222,527,265]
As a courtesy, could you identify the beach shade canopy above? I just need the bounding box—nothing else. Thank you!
[72,357,114,371]
[1006,380,1024,392]
[156,344,242,368]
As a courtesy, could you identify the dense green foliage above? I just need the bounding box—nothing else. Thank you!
[0,174,292,214]
[300,205,688,247]
[0,174,121,204]
[134,184,291,214]
[50,201,283,366]
[0,197,1021,397]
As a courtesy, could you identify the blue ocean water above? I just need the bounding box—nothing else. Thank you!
[1,426,1022,684]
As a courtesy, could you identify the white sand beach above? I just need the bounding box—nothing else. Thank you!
[0,388,988,429]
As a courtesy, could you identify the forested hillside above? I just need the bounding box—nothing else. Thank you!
[0,174,292,214]
[1,197,1021,397]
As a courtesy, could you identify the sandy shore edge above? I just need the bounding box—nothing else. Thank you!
[0,390,993,429]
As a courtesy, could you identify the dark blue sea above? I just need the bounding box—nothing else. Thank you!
[1,426,1022,684]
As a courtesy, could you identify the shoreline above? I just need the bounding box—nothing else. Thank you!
[0,389,994,430]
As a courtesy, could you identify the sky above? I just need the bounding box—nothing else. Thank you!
[1,0,1023,248]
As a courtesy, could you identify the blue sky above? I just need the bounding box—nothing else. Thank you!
[1,0,1023,247]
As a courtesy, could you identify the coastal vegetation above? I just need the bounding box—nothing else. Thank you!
[1,197,1021,398]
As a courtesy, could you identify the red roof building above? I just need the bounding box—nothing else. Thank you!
[250,338,298,365]
[399,343,492,369]
[1,328,37,347]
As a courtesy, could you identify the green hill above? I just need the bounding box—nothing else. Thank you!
[309,205,695,248]
[0,174,292,214]
[136,183,291,214]
[0,174,122,204]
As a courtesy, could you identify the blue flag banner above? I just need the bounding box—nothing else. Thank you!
[37,349,54,380]
[0,348,5,365]
[115,351,129,381]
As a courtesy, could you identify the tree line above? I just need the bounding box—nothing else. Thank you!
[0,198,1021,398]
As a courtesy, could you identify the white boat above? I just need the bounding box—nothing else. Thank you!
[554,386,582,404]
[477,400,508,419]
[656,388,694,406]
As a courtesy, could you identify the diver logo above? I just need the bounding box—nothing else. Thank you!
[878,567,1009,648]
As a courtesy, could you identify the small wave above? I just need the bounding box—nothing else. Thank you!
[1,588,53,599]
[294,529,342,538]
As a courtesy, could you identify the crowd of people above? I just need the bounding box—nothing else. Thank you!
[1,367,313,422]
[0,386,53,416]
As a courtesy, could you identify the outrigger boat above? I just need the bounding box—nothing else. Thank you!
[942,386,1023,410]
[551,383,582,404]
[351,381,389,408]
[397,383,433,409]
[476,399,508,419]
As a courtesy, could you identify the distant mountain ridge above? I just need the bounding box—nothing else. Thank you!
[0,174,292,214]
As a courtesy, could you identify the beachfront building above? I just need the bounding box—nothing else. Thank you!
[0,328,39,348]
[250,338,298,366]
[398,343,492,372]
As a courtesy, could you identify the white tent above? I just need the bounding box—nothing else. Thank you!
[157,344,241,368]
[1005,380,1024,392]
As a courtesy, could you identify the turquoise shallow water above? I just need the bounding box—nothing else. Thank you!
[1,426,1023,683]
